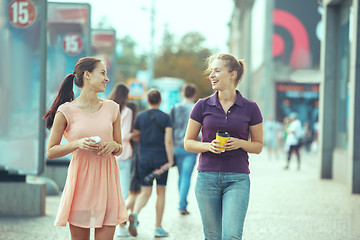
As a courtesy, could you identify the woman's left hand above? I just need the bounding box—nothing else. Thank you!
[98,141,120,156]
[223,137,243,151]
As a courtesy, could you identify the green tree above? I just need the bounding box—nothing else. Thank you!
[116,35,146,83]
[155,31,214,98]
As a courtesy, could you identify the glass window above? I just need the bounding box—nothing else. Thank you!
[335,1,352,149]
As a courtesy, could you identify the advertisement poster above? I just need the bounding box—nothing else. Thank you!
[47,2,91,106]
[275,82,319,131]
[91,28,116,97]
[273,0,321,69]
[0,0,47,175]
[46,2,91,161]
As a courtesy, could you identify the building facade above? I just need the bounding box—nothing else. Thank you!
[229,0,360,194]
[320,0,360,194]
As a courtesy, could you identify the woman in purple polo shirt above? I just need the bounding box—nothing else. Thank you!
[184,53,263,239]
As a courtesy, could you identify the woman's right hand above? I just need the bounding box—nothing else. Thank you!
[208,139,223,154]
[75,137,100,151]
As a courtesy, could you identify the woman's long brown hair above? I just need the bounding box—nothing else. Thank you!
[42,57,101,129]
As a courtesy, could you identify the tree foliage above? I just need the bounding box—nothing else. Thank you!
[116,35,146,82]
[155,31,214,98]
[116,32,216,98]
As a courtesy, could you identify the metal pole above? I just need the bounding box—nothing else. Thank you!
[148,0,155,87]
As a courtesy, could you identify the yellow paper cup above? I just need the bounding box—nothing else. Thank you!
[216,131,230,152]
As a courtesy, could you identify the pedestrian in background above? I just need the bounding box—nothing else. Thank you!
[302,122,313,153]
[184,53,263,240]
[125,102,141,213]
[170,83,198,215]
[128,89,174,238]
[263,115,282,160]
[282,116,290,147]
[43,57,127,240]
[108,83,133,237]
[284,112,304,170]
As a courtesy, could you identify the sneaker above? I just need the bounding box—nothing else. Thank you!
[155,227,169,238]
[128,213,138,237]
[117,225,130,237]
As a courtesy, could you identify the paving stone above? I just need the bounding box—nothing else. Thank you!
[1,151,359,240]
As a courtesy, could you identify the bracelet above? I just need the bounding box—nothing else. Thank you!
[113,144,122,155]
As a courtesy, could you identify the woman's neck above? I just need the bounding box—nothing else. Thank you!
[76,90,101,105]
[218,89,237,103]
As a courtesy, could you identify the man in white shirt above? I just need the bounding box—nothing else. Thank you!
[284,112,304,170]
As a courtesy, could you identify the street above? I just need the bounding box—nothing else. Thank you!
[1,151,360,240]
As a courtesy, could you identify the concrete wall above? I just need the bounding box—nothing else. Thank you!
[40,160,70,191]
[321,0,360,194]
[333,149,351,187]
[0,181,45,216]
[347,0,360,194]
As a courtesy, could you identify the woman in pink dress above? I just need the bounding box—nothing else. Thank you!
[43,57,127,240]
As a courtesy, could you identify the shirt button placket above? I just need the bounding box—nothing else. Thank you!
[226,110,230,125]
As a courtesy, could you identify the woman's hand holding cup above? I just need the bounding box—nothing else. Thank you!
[215,130,230,153]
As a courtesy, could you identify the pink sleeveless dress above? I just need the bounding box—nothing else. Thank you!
[54,100,127,228]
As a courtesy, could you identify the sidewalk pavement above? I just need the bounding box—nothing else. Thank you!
[1,149,360,240]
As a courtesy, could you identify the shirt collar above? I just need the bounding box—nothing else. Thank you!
[207,90,244,108]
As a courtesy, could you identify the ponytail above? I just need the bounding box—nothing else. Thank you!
[43,74,75,129]
[237,60,246,83]
[206,53,246,85]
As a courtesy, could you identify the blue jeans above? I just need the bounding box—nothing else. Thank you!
[195,171,250,240]
[118,158,132,199]
[174,147,197,210]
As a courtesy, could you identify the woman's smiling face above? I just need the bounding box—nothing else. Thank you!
[87,62,109,92]
[208,59,233,91]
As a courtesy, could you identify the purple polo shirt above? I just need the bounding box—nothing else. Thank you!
[190,91,262,173]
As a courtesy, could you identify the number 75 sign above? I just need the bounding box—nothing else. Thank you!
[9,0,37,28]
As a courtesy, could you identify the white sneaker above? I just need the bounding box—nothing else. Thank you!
[155,227,169,238]
[117,226,130,237]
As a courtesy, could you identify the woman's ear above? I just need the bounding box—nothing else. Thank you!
[231,70,237,79]
[84,70,90,80]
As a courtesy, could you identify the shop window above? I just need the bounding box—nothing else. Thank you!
[335,1,352,149]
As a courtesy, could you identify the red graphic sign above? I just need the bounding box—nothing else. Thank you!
[273,9,310,69]
[47,6,89,24]
[62,33,83,55]
[92,33,115,48]
[8,0,37,28]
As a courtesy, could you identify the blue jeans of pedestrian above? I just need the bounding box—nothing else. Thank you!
[118,158,132,199]
[195,171,250,240]
[174,147,197,210]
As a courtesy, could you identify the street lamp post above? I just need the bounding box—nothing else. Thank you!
[148,0,155,88]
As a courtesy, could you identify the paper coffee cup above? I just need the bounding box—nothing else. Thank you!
[216,130,230,152]
[89,136,101,155]
[89,136,101,143]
